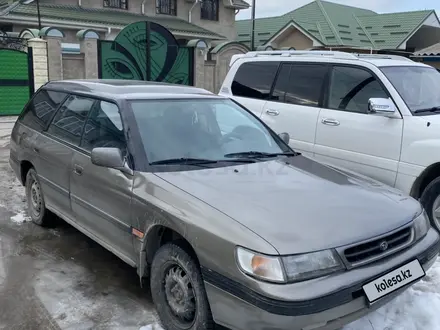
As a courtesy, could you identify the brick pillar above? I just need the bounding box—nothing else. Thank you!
[27,38,48,90]
[193,48,205,89]
[80,39,98,79]
[44,36,63,81]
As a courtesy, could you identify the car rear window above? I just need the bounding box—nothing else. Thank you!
[231,61,279,100]
[20,90,67,131]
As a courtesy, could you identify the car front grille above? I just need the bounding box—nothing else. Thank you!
[344,227,412,265]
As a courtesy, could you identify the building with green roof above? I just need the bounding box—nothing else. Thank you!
[0,0,250,44]
[236,0,440,53]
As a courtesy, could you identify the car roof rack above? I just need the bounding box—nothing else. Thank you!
[354,54,414,62]
[243,50,359,60]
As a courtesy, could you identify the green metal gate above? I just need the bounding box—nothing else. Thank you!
[0,37,33,115]
[98,21,194,85]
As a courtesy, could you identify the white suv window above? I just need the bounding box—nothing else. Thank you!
[329,66,388,113]
[271,63,327,107]
[231,61,279,100]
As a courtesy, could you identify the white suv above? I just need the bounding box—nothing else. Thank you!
[220,50,440,230]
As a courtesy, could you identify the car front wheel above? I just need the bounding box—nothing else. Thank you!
[25,168,52,226]
[150,242,214,330]
[420,176,440,232]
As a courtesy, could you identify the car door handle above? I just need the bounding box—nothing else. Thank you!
[321,118,340,126]
[265,109,280,116]
[33,147,39,154]
[73,164,83,176]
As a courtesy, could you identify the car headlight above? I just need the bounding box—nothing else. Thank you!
[414,209,430,240]
[236,247,285,283]
[282,250,344,282]
[236,247,344,283]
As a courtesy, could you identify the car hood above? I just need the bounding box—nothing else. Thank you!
[155,156,421,255]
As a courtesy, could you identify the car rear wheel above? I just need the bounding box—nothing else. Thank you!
[25,168,52,226]
[150,242,214,330]
[420,176,440,232]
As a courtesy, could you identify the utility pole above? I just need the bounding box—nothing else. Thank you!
[36,0,42,33]
[250,0,256,51]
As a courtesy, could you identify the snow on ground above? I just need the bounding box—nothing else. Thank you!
[139,324,163,330]
[344,257,440,330]
[10,211,31,224]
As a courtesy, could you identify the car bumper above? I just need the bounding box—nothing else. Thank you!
[203,229,440,330]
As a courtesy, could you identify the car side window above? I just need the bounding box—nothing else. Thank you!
[81,101,126,153]
[328,66,388,113]
[20,90,67,131]
[231,61,279,100]
[271,63,327,107]
[47,95,95,145]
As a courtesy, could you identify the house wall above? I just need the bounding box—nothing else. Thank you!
[406,26,440,51]
[29,37,248,93]
[62,54,85,79]
[273,28,313,50]
[37,0,236,40]
[12,23,105,42]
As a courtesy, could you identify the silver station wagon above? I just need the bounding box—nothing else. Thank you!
[9,80,440,330]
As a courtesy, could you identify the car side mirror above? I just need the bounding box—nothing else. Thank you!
[91,147,133,175]
[278,132,290,144]
[368,98,396,117]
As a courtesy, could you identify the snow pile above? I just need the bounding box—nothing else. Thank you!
[139,324,163,330]
[344,257,440,329]
[10,211,31,224]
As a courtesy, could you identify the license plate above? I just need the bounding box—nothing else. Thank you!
[363,259,425,303]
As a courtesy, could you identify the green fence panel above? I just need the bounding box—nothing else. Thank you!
[0,49,30,116]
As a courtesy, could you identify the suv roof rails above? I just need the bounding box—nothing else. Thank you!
[243,50,359,60]
[354,53,414,62]
[228,50,415,68]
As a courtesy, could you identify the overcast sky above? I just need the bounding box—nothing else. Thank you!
[236,0,440,20]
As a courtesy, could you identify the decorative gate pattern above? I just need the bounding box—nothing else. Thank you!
[0,35,33,115]
[98,21,194,85]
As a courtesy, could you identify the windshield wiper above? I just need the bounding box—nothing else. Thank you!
[150,157,256,166]
[414,106,440,114]
[223,151,297,159]
[150,158,219,166]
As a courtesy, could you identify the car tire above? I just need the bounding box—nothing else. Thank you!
[420,176,440,232]
[25,168,52,226]
[150,242,214,330]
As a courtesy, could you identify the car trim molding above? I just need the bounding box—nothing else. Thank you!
[201,238,440,316]
[38,175,69,197]
[70,194,131,232]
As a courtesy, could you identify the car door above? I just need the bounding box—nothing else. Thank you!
[30,90,75,216]
[228,61,280,117]
[70,99,136,263]
[314,65,403,187]
[260,62,328,157]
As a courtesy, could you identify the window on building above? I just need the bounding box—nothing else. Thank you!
[103,0,128,10]
[156,0,177,16]
[201,0,219,21]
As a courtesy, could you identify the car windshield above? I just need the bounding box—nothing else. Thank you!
[129,98,290,166]
[381,66,440,114]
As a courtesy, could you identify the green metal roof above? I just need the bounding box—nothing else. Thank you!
[236,0,436,49]
[2,2,225,39]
